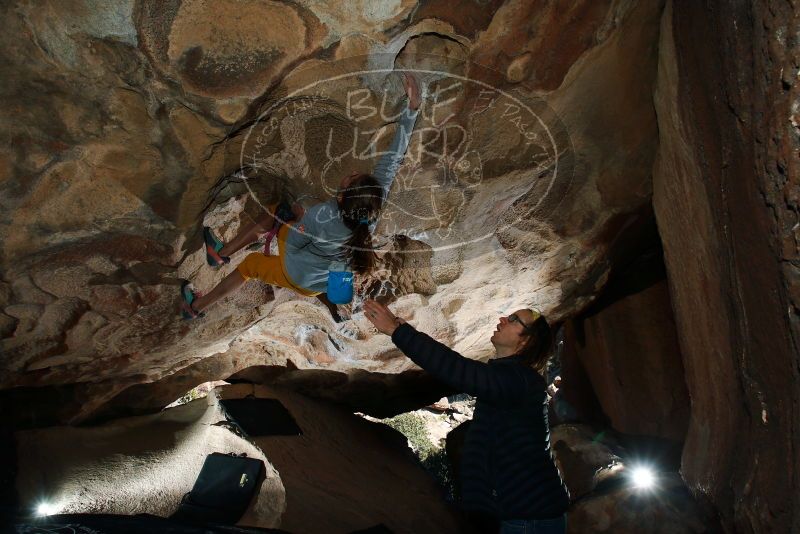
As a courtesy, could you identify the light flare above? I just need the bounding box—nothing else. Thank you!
[630,465,657,490]
[36,501,60,517]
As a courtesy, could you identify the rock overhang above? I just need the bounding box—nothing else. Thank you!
[1,0,662,423]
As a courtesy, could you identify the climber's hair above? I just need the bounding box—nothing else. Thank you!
[338,174,383,274]
[514,314,556,373]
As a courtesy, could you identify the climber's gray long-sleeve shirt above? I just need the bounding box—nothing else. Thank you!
[283,106,418,293]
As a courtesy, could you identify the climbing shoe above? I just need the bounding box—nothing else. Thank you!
[180,280,205,320]
[204,227,230,268]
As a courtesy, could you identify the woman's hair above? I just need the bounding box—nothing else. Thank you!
[339,174,383,274]
[514,315,556,373]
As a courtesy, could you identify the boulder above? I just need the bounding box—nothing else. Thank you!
[15,388,286,527]
[218,383,464,533]
[551,424,624,501]
[1,0,663,426]
[567,472,719,534]
[652,1,800,530]
[560,253,689,441]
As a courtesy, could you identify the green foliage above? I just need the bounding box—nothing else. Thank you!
[384,413,436,458]
[383,413,455,501]
[173,384,205,406]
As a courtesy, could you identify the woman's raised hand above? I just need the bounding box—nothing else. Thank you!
[402,72,421,111]
[364,299,405,335]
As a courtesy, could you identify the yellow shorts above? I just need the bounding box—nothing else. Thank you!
[236,220,320,297]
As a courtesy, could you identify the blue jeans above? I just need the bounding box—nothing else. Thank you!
[499,515,567,534]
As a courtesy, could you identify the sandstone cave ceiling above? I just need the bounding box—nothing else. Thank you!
[0,0,661,420]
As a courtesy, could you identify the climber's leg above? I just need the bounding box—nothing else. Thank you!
[219,209,275,258]
[191,269,246,313]
[185,250,289,316]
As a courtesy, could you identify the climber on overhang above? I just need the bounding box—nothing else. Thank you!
[180,73,421,322]
[364,300,570,534]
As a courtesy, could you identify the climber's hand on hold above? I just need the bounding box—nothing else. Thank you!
[402,72,421,111]
[364,299,405,335]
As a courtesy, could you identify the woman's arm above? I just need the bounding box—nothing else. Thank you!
[391,323,531,403]
[363,300,532,403]
[372,73,421,198]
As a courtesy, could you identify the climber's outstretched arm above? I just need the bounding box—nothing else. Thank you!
[372,73,421,199]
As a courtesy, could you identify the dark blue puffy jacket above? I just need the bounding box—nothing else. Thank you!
[392,323,570,520]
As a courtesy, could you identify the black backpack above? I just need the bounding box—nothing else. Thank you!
[171,452,266,525]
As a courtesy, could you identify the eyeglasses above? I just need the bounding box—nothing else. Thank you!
[508,313,535,332]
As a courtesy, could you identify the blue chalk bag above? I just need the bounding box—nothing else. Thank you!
[327,263,354,305]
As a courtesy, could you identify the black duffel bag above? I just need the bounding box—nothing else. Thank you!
[171,452,266,525]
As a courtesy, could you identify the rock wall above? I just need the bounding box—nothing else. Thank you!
[16,383,461,532]
[226,384,464,533]
[0,0,664,426]
[560,249,689,442]
[653,0,800,531]
[15,389,287,527]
